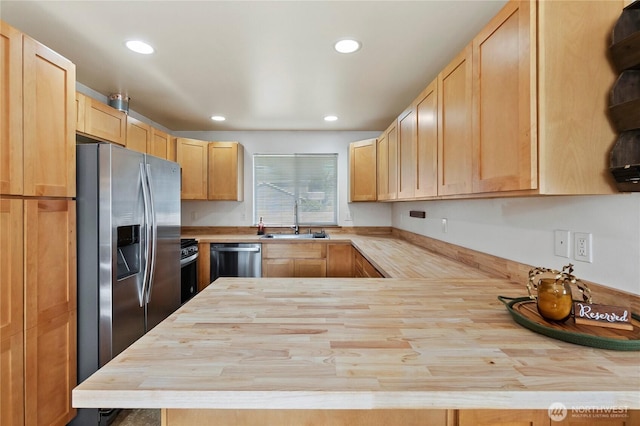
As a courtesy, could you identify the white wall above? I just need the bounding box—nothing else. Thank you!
[176,130,392,228]
[392,194,640,295]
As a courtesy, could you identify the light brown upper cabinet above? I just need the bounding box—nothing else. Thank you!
[176,138,209,200]
[438,44,473,196]
[24,35,76,198]
[125,116,151,154]
[176,138,244,201]
[414,79,438,198]
[472,0,535,194]
[208,141,244,201]
[2,20,75,198]
[149,128,170,160]
[0,22,23,196]
[471,0,619,196]
[397,106,417,200]
[77,92,127,146]
[533,0,618,195]
[376,121,398,201]
[349,138,377,202]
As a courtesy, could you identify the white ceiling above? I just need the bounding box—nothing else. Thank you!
[1,0,508,132]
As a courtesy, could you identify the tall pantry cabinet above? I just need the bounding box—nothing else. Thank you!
[1,20,77,426]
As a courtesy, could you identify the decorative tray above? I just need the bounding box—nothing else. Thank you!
[498,296,640,351]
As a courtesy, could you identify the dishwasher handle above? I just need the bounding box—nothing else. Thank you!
[211,247,261,253]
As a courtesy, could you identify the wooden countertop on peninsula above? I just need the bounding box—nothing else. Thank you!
[73,277,640,411]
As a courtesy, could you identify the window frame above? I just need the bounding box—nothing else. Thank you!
[253,153,339,227]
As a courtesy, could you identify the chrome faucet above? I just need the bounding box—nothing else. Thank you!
[292,201,299,234]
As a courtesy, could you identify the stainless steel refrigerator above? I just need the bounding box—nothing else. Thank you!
[73,143,181,425]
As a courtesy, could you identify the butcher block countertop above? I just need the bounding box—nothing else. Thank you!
[73,276,640,410]
[195,232,498,279]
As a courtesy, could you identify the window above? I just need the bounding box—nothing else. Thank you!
[254,154,338,226]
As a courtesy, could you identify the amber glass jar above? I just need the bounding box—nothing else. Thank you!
[536,278,573,322]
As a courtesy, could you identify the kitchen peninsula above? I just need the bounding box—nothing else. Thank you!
[72,234,640,426]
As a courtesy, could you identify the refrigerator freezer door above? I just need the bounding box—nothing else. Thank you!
[104,145,147,362]
[144,154,181,331]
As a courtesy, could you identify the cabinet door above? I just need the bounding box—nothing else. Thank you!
[349,139,377,202]
[415,80,438,198]
[458,409,550,426]
[327,244,354,277]
[1,332,24,426]
[0,198,23,340]
[0,22,23,196]
[126,115,151,154]
[83,96,127,145]
[397,106,417,200]
[176,138,208,200]
[377,123,398,201]
[75,91,86,133]
[438,45,473,196]
[23,36,75,197]
[295,259,327,277]
[167,136,177,162]
[150,128,170,159]
[472,0,536,193]
[387,123,398,200]
[24,199,76,425]
[0,198,24,426]
[25,311,76,426]
[208,142,244,201]
[376,132,389,200]
[24,199,76,329]
[263,259,295,277]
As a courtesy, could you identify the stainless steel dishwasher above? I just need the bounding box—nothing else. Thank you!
[210,243,262,280]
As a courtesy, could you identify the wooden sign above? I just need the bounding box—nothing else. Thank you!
[574,302,633,331]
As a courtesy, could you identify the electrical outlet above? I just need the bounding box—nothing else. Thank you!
[345,211,353,221]
[574,232,593,263]
[554,230,570,258]
[441,218,448,233]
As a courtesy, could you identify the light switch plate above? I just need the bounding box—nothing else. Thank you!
[554,230,570,258]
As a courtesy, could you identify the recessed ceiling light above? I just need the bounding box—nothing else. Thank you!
[126,40,154,54]
[324,115,338,122]
[334,39,361,54]
[210,115,226,122]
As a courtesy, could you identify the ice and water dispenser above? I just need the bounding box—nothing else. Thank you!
[116,225,141,280]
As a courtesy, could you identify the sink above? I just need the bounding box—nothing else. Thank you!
[260,233,329,239]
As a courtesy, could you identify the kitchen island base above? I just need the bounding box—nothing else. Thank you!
[162,408,640,426]
[162,408,451,426]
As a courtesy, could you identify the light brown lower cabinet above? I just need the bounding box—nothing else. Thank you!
[353,249,384,278]
[262,243,327,278]
[24,199,77,425]
[1,197,77,426]
[326,243,354,277]
[162,409,451,426]
[458,409,549,426]
[1,197,25,425]
[0,332,24,425]
[262,258,328,277]
[162,409,639,426]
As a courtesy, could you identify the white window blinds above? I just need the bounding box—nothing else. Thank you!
[254,154,338,226]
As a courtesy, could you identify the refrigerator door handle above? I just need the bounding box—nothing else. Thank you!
[145,163,158,304]
[139,163,152,307]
